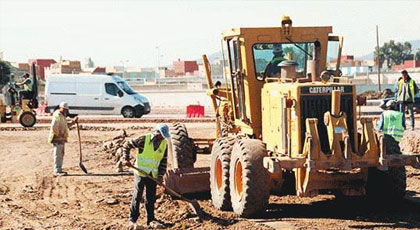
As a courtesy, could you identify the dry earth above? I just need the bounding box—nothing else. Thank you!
[1,121,420,230]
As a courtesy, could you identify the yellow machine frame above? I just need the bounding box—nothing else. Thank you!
[204,16,420,203]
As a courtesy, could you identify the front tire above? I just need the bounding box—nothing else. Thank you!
[121,106,135,118]
[366,134,406,202]
[19,111,36,127]
[229,139,270,217]
[210,137,235,210]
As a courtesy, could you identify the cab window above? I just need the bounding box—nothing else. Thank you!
[105,83,122,96]
[253,42,314,79]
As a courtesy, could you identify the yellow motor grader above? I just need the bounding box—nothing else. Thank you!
[165,16,420,217]
[0,64,38,127]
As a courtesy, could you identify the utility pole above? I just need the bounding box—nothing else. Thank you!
[376,25,381,91]
[156,46,160,69]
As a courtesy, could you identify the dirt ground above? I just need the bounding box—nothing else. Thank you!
[1,121,420,230]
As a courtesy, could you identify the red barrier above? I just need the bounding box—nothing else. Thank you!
[36,103,47,115]
[186,105,204,118]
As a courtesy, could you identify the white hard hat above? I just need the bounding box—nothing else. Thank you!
[156,124,170,139]
[59,102,69,109]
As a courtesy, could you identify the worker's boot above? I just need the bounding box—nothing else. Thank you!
[54,171,68,177]
[127,221,138,230]
[148,220,165,229]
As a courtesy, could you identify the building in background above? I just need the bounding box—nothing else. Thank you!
[172,59,198,76]
[392,60,420,71]
[105,66,124,75]
[328,55,373,76]
[156,67,176,78]
[46,58,81,76]
[91,67,106,74]
[85,57,95,69]
[28,59,57,80]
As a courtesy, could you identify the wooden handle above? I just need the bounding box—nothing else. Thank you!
[76,121,82,162]
[129,165,188,201]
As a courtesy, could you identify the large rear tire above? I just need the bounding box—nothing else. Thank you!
[169,123,195,169]
[19,111,36,127]
[210,137,235,210]
[230,139,270,217]
[366,134,406,202]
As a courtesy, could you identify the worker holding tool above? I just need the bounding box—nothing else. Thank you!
[47,102,78,176]
[122,124,170,230]
[377,100,406,143]
[396,70,418,131]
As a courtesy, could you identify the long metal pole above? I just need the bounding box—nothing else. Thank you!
[376,25,381,91]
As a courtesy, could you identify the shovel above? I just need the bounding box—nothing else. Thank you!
[128,165,203,218]
[76,121,88,174]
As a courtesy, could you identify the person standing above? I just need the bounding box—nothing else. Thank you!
[396,70,418,130]
[47,102,78,176]
[377,100,406,142]
[122,124,170,229]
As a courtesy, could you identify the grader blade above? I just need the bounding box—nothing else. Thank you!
[164,167,210,195]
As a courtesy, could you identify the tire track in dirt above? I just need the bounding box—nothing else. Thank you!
[74,183,89,201]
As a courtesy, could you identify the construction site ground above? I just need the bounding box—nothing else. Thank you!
[1,117,420,230]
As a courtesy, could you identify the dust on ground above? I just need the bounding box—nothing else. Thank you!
[1,121,420,230]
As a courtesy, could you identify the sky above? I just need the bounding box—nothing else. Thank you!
[0,0,419,68]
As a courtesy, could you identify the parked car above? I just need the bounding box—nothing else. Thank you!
[45,74,150,118]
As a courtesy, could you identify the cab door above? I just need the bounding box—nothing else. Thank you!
[101,82,124,115]
[227,37,247,122]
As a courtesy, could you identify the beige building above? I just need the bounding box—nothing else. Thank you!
[46,58,82,75]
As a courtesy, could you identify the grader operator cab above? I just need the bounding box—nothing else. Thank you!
[163,16,420,217]
[198,16,420,217]
[0,63,38,127]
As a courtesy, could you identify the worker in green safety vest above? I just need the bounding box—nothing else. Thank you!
[264,44,286,77]
[15,73,33,102]
[377,100,406,142]
[396,70,418,130]
[122,124,170,230]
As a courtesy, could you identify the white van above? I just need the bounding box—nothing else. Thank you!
[45,74,150,118]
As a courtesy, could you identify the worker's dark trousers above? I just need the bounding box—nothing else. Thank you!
[129,174,157,224]
[20,90,33,101]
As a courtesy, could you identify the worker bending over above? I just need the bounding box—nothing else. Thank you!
[377,100,405,143]
[123,124,170,229]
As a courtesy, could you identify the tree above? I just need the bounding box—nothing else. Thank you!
[0,61,11,86]
[415,50,420,61]
[374,40,413,69]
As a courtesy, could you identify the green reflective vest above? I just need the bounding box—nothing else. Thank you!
[382,110,405,142]
[24,78,33,92]
[398,78,415,102]
[136,133,167,178]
